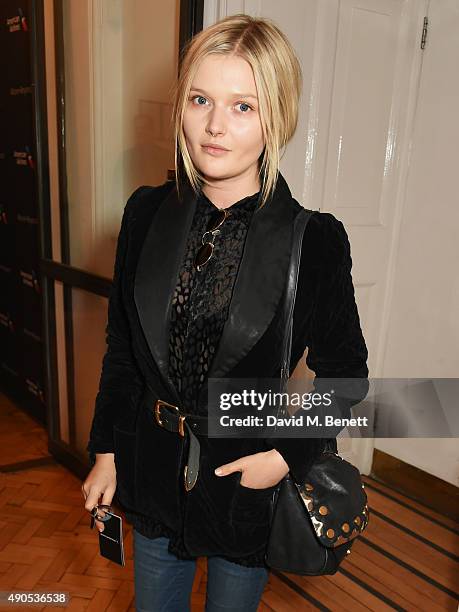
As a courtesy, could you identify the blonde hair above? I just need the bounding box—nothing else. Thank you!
[170,13,303,209]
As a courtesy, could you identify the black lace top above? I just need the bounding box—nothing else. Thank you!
[127,186,269,567]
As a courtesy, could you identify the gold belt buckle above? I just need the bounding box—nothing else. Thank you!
[154,399,186,437]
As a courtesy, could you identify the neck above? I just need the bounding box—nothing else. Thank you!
[201,172,261,210]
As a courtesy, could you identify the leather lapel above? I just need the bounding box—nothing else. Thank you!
[134,180,197,405]
[134,172,295,409]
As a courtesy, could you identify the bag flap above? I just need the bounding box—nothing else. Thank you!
[295,452,369,548]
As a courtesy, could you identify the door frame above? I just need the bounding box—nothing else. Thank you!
[38,0,204,478]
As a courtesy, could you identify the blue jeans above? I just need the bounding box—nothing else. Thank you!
[133,530,270,611]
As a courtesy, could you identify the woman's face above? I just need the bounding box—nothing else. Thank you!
[183,54,265,186]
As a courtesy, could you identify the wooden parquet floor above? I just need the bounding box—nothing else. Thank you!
[0,393,458,611]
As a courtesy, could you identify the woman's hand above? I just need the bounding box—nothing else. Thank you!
[215,449,289,489]
[81,453,116,532]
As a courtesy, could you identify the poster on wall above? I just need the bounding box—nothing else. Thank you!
[0,1,45,417]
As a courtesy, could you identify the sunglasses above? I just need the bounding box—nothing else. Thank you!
[194,208,231,271]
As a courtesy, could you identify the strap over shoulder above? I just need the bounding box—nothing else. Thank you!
[279,207,315,390]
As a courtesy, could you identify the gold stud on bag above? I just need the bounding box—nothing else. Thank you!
[264,208,370,576]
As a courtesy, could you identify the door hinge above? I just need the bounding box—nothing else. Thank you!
[421,16,428,49]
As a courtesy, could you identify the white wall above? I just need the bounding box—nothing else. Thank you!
[43,0,180,459]
[375,0,459,486]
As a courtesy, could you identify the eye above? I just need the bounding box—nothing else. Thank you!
[190,95,208,106]
[236,101,254,113]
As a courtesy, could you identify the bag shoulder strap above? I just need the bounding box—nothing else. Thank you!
[280,208,314,388]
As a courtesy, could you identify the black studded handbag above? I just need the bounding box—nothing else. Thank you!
[264,208,369,575]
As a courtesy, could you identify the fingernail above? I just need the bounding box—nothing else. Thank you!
[215,468,222,475]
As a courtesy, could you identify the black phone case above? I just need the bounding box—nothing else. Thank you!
[98,511,125,566]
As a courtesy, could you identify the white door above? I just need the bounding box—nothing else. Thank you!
[204,0,429,473]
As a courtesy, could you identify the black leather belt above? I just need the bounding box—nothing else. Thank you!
[145,388,210,492]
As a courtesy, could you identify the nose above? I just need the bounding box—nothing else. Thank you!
[206,104,226,137]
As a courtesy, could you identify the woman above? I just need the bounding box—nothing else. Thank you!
[82,13,369,612]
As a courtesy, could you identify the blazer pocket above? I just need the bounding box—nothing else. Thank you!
[230,479,278,526]
[113,425,137,511]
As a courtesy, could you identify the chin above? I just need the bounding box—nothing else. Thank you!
[198,162,232,179]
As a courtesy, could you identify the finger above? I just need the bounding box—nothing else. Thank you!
[215,460,244,476]
[93,506,108,533]
[101,488,115,509]
[96,489,115,533]
[85,488,105,533]
[84,489,101,513]
[95,517,105,532]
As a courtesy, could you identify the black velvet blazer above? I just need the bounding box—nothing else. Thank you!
[86,171,369,560]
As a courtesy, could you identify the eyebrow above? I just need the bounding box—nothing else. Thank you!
[189,86,258,100]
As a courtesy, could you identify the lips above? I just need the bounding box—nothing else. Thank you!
[201,144,229,151]
[201,145,230,156]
